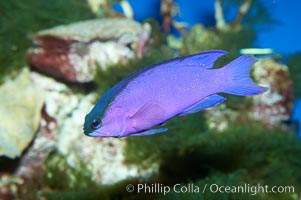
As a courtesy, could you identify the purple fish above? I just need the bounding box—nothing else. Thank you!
[84,50,267,138]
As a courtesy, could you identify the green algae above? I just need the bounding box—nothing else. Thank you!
[124,124,301,199]
[42,154,119,200]
[125,122,301,182]
[1,1,298,199]
[42,154,155,200]
[288,53,301,97]
[41,123,301,200]
[124,112,208,168]
[160,171,297,200]
[44,154,94,190]
[180,124,301,187]
[180,25,255,59]
[0,0,94,84]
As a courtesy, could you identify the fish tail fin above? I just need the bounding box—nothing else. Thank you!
[221,55,267,96]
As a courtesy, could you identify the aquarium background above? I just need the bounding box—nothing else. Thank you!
[0,0,301,199]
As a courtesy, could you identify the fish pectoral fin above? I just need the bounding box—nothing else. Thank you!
[130,102,166,129]
[179,94,227,116]
[131,128,168,136]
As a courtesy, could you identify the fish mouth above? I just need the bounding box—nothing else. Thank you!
[85,131,104,138]
[85,132,99,137]
[85,129,125,138]
[85,130,114,138]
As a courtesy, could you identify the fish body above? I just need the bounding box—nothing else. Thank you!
[84,50,267,138]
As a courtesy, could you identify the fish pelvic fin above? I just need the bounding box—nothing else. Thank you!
[221,55,268,96]
[131,128,168,137]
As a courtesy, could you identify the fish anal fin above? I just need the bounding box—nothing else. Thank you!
[131,128,168,136]
[180,94,227,116]
[130,103,166,130]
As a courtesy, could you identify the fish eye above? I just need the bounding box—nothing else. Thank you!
[91,118,101,129]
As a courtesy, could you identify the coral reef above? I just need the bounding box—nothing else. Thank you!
[28,18,151,82]
[29,72,154,185]
[0,24,172,198]
[0,69,156,198]
[0,0,94,84]
[0,68,44,158]
[251,59,293,127]
[0,0,299,199]
[215,0,253,32]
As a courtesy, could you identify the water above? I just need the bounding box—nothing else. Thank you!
[0,1,300,199]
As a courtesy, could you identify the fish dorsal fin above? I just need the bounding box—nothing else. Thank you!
[130,103,166,130]
[180,94,227,116]
[116,51,228,93]
[168,50,227,69]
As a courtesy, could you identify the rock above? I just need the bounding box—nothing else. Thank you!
[251,59,293,127]
[28,18,151,82]
[0,68,44,159]
[16,113,57,180]
[29,72,155,185]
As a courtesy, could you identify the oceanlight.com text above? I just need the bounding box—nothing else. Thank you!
[125,183,295,196]
[208,183,294,195]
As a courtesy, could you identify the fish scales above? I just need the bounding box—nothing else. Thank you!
[84,50,267,138]
[115,67,218,116]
